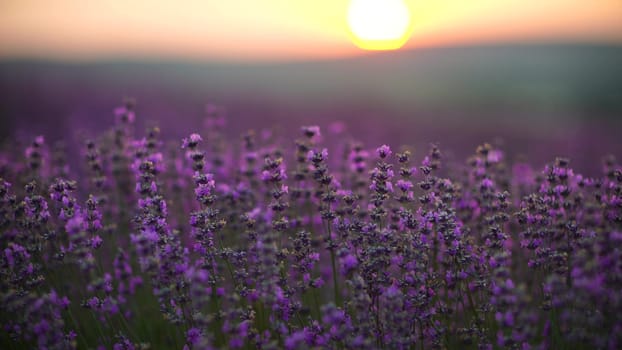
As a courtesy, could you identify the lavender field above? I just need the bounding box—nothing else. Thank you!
[3,0,622,347]
[1,92,621,349]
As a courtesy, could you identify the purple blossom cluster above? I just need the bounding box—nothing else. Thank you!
[1,102,621,349]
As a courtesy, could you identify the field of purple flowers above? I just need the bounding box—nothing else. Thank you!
[1,100,621,350]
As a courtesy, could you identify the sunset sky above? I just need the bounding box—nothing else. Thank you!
[1,0,621,62]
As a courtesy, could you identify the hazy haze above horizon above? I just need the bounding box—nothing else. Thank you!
[1,0,622,62]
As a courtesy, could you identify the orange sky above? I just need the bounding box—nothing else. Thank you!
[1,0,621,62]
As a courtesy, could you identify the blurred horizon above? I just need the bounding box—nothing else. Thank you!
[2,43,621,172]
[3,42,620,113]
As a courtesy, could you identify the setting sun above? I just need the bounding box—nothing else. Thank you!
[347,0,414,51]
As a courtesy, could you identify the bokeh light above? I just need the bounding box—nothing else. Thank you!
[347,0,413,50]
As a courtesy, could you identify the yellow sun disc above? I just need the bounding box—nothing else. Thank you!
[347,0,414,51]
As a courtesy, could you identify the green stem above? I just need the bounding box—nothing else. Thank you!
[330,248,341,307]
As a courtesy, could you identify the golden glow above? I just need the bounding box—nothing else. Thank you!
[347,0,413,50]
[0,1,621,61]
